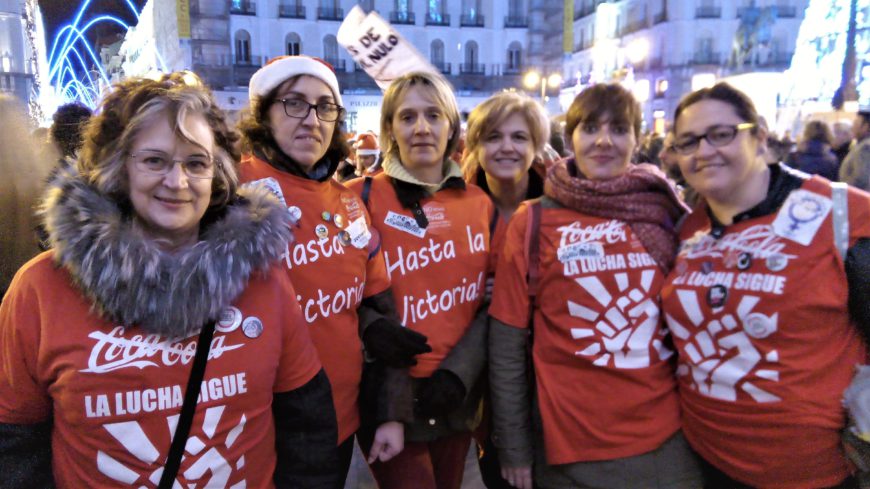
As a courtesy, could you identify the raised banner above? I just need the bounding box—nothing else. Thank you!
[337,5,438,90]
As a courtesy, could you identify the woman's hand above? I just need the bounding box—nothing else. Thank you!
[367,421,404,463]
[501,464,533,489]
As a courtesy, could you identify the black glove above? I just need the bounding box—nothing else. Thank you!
[362,318,431,367]
[414,369,466,419]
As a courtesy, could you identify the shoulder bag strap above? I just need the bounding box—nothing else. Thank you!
[361,176,374,207]
[158,321,216,489]
[831,182,849,261]
[525,200,543,313]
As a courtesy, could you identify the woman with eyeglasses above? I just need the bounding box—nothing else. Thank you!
[238,56,430,486]
[346,71,493,489]
[0,73,341,487]
[488,83,700,489]
[662,82,870,489]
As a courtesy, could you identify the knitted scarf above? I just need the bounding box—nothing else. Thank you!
[545,158,689,273]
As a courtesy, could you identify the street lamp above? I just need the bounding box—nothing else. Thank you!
[523,70,562,102]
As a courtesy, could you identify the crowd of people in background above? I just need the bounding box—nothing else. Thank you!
[2,55,870,489]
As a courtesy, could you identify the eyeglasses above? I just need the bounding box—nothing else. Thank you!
[278,98,345,122]
[672,123,756,155]
[128,150,216,179]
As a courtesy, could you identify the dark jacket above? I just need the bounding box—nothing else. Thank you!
[788,140,840,181]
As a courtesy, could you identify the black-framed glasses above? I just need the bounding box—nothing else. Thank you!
[673,123,756,155]
[128,150,216,179]
[278,98,345,122]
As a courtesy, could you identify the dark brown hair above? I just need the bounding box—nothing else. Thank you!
[564,83,642,142]
[237,75,350,164]
[673,82,760,134]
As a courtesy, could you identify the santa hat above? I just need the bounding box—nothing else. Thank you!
[248,55,342,105]
[355,133,380,156]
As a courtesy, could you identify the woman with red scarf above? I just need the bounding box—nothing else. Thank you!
[488,83,702,489]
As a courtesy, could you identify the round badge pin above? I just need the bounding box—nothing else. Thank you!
[766,253,788,272]
[737,252,753,271]
[743,312,777,339]
[321,211,332,221]
[334,214,345,228]
[216,306,242,333]
[315,224,329,240]
[288,206,302,222]
[338,230,351,246]
[706,284,728,308]
[242,316,264,339]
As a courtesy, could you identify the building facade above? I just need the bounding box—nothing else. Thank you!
[0,0,37,106]
[564,0,808,132]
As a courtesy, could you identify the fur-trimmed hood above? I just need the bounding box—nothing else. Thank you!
[42,169,293,338]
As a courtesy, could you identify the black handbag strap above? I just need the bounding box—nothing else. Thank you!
[158,321,216,489]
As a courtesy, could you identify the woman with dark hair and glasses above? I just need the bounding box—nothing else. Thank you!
[237,56,430,486]
[488,83,699,489]
[662,82,870,489]
[0,73,340,487]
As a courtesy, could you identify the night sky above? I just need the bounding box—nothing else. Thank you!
[39,0,147,49]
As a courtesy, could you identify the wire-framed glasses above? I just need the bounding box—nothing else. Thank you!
[673,123,756,155]
[128,150,216,179]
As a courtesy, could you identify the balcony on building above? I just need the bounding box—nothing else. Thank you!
[432,61,452,75]
[460,13,485,27]
[503,63,523,75]
[278,3,305,19]
[574,5,594,20]
[775,5,797,17]
[691,51,721,65]
[653,10,667,24]
[459,63,485,75]
[695,6,722,19]
[389,11,415,24]
[231,54,263,86]
[426,13,451,26]
[504,15,528,28]
[230,0,256,16]
[323,58,346,71]
[318,7,344,21]
[619,18,648,36]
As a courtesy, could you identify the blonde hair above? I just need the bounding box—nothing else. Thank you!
[462,91,550,181]
[379,71,461,163]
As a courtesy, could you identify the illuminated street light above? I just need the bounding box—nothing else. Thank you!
[523,70,562,101]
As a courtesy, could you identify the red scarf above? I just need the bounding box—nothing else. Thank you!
[545,158,689,273]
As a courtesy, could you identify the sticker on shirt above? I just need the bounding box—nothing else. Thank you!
[384,210,426,238]
[341,193,364,221]
[346,216,372,248]
[771,190,832,246]
[557,242,605,263]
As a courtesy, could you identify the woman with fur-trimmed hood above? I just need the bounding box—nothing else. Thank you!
[0,73,341,488]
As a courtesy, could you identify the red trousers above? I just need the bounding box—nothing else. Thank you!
[365,431,472,489]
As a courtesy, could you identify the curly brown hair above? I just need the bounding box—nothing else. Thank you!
[79,71,241,210]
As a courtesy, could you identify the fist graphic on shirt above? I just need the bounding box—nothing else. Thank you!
[568,270,673,369]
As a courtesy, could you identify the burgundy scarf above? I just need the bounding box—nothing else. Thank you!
[545,158,689,273]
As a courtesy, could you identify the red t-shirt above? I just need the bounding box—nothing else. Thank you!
[240,155,390,443]
[347,174,492,378]
[661,177,870,489]
[0,253,321,488]
[489,201,681,464]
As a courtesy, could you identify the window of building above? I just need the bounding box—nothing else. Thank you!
[431,39,445,65]
[395,0,410,13]
[286,33,301,56]
[509,0,523,16]
[428,0,445,23]
[235,30,251,63]
[506,42,522,72]
[323,35,339,63]
[359,0,374,11]
[465,40,479,68]
[462,0,480,17]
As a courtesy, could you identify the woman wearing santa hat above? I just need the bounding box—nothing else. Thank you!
[237,55,432,486]
[354,132,383,177]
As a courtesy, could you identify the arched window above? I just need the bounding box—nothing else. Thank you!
[286,33,301,56]
[323,35,339,64]
[235,29,251,64]
[464,40,479,73]
[431,39,445,71]
[359,0,374,11]
[506,42,522,73]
